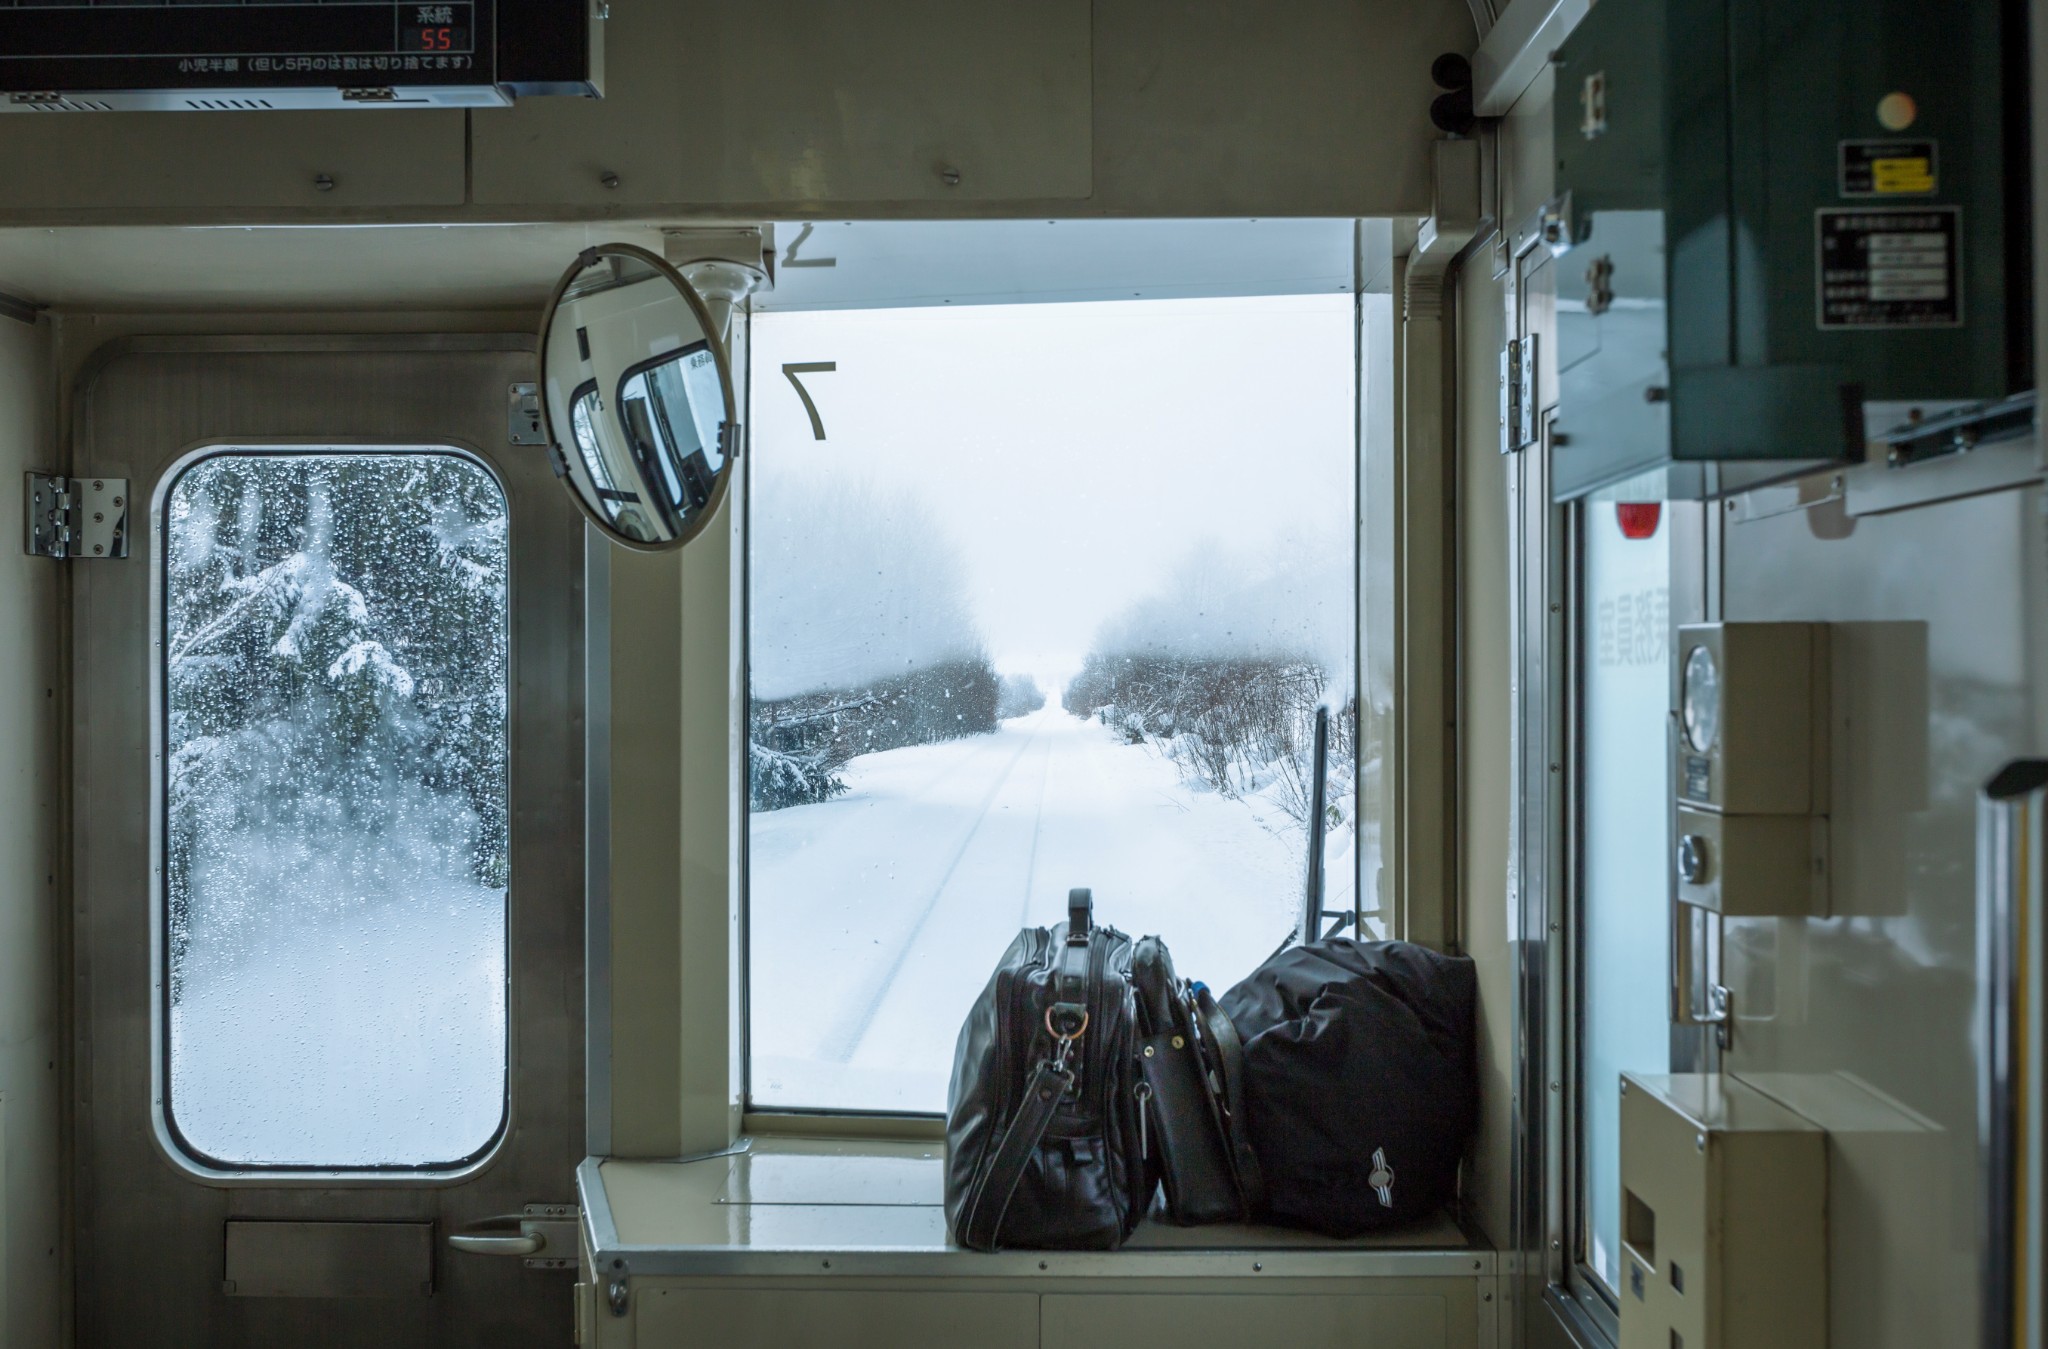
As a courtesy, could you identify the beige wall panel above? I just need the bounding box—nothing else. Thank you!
[1498,65,1554,240]
[1041,1291,1458,1349]
[471,0,1093,209]
[607,545,687,1158]
[1086,0,1470,219]
[0,0,1471,223]
[1721,484,2047,1346]
[634,1289,1038,1349]
[0,316,60,1349]
[675,449,741,1151]
[1456,256,1513,1249]
[0,110,465,213]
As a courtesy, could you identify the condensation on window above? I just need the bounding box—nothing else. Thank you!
[745,294,1360,1114]
[162,450,510,1169]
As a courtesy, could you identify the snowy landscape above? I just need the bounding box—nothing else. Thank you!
[749,699,1352,1113]
[164,451,509,1166]
[747,294,1361,1113]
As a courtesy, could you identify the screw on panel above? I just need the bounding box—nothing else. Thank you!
[939,166,962,186]
[313,174,335,192]
[600,171,622,190]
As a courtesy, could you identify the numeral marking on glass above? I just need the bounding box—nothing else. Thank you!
[782,222,839,270]
[781,362,837,441]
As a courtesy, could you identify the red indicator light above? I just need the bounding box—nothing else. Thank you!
[1616,503,1661,540]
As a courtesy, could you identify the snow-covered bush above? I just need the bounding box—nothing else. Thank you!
[748,475,1000,809]
[995,672,1047,720]
[1064,539,1357,829]
[751,658,1001,809]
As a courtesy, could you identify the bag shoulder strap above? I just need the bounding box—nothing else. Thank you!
[1194,984,1266,1215]
[959,1057,1075,1251]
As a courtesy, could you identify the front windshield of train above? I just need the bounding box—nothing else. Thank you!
[744,280,1367,1114]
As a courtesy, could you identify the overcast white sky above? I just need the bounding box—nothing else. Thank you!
[749,293,1357,687]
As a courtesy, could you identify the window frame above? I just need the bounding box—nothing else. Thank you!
[150,440,516,1183]
[616,339,720,533]
[1560,500,1624,1339]
[733,290,1369,1121]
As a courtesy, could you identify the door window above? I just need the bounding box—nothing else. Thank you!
[1575,500,1673,1294]
[161,449,510,1169]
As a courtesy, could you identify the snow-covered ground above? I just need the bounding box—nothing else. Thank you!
[750,703,1353,1114]
[170,883,506,1166]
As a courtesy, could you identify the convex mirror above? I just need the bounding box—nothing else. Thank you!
[538,243,740,550]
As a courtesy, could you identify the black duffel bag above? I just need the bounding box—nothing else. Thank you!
[1219,938,1477,1235]
[945,889,1156,1251]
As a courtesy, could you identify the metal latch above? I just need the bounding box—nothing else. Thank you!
[447,1203,579,1271]
[509,382,547,445]
[25,473,128,559]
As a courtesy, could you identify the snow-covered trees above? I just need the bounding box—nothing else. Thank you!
[1064,540,1356,832]
[164,454,509,993]
[748,475,1000,808]
[995,672,1047,720]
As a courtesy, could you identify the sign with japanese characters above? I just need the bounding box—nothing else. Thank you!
[1815,207,1964,330]
[0,1,490,93]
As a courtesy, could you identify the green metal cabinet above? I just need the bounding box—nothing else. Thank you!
[1548,0,2027,500]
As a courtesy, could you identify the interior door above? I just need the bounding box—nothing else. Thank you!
[71,338,584,1348]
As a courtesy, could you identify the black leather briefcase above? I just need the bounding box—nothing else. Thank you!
[1130,936,1266,1225]
[945,889,1156,1251]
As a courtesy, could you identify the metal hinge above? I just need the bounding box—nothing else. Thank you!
[509,382,547,445]
[25,473,128,559]
[1501,336,1537,454]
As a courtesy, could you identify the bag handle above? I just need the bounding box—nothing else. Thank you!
[1067,888,1093,943]
[958,1057,1075,1250]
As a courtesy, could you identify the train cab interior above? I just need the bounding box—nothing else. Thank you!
[0,1,2043,1347]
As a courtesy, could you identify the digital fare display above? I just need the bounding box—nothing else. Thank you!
[0,1,493,91]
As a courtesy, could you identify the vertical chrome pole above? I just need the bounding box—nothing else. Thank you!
[1979,760,2047,1349]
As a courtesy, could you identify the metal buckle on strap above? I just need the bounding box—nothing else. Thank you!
[1046,1004,1088,1073]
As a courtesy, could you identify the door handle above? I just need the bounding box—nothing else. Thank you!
[448,1227,544,1257]
[447,1205,579,1269]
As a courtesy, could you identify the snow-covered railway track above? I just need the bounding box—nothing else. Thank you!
[816,720,1054,1064]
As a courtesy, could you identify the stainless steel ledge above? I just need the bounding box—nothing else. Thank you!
[577,1152,1496,1283]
